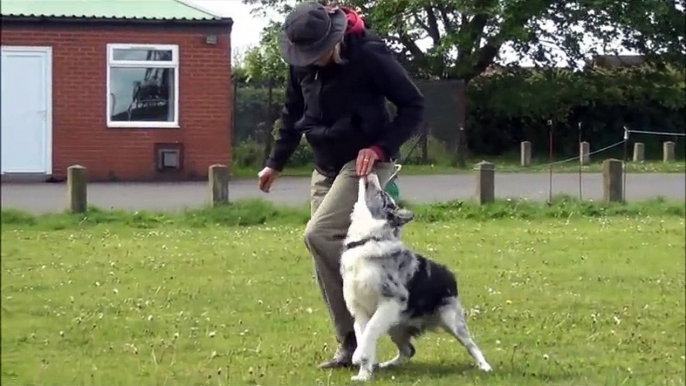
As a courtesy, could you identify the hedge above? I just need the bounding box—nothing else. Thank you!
[233,65,685,167]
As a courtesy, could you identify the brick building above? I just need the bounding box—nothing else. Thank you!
[0,0,234,181]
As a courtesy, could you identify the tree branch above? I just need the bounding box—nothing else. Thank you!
[397,31,426,60]
[457,0,550,82]
[460,13,490,57]
[411,10,432,36]
[423,6,442,45]
[460,42,502,82]
[435,2,457,35]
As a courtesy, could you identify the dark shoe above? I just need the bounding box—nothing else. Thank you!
[317,357,353,369]
[318,332,357,369]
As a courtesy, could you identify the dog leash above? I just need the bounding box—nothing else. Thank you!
[389,163,402,182]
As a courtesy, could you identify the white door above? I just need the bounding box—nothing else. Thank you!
[1,46,52,174]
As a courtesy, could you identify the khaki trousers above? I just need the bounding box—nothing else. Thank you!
[304,160,396,342]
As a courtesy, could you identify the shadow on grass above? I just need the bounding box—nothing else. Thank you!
[374,360,581,384]
[379,361,478,376]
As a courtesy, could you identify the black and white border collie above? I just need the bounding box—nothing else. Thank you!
[340,173,492,382]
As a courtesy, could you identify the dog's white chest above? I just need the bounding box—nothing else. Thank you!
[341,249,385,314]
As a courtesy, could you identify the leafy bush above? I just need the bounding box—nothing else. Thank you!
[234,65,686,162]
[234,85,284,144]
[232,139,264,168]
[233,118,313,169]
[466,65,686,157]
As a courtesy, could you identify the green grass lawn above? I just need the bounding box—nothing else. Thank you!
[2,211,684,385]
[231,159,686,178]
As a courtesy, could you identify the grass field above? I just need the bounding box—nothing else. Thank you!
[231,159,686,178]
[2,201,685,386]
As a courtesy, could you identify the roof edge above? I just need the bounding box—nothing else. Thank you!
[174,0,225,19]
[0,15,233,26]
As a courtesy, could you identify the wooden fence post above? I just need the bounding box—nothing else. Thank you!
[663,141,675,163]
[580,141,590,165]
[476,161,495,205]
[520,141,532,167]
[209,164,229,206]
[67,165,88,213]
[632,142,645,162]
[602,159,623,203]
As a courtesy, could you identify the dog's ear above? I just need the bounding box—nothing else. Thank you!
[390,208,415,226]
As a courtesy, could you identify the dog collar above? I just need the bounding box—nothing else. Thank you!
[344,236,383,249]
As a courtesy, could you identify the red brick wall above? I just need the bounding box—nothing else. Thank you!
[1,21,232,181]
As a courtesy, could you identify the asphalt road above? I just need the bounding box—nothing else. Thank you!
[1,173,684,214]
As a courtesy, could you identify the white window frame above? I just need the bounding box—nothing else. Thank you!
[106,43,180,128]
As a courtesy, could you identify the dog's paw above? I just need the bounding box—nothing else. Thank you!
[351,372,372,382]
[478,361,493,372]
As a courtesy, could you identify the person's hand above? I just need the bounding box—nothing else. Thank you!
[356,148,380,176]
[258,167,279,193]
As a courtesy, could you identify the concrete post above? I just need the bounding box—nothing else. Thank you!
[602,159,623,203]
[663,141,675,163]
[209,164,229,206]
[520,141,532,167]
[632,142,645,162]
[67,165,88,213]
[580,141,590,165]
[476,161,495,205]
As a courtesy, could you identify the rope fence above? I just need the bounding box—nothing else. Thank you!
[474,125,684,203]
[625,129,686,137]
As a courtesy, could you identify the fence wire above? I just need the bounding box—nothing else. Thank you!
[233,81,684,204]
[626,129,686,137]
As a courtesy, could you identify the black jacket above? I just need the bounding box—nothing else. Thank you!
[266,31,425,177]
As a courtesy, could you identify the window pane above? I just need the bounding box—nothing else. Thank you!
[112,48,173,61]
[109,67,175,123]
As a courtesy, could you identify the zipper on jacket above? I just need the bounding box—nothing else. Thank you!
[316,69,323,120]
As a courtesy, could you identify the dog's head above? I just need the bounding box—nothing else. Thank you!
[362,173,415,228]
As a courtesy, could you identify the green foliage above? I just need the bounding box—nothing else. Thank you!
[233,85,284,144]
[469,65,686,122]
[466,65,686,156]
[287,138,315,168]
[232,139,265,168]
[243,21,288,84]
[243,0,686,81]
[233,136,314,169]
[234,65,685,160]
[234,0,685,164]
[2,196,684,231]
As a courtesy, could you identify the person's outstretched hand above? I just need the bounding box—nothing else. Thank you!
[356,148,380,176]
[258,167,279,193]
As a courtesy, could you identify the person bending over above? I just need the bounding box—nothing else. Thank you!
[257,1,425,369]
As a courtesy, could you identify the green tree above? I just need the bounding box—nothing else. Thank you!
[240,21,290,160]
[243,20,288,85]
[243,0,685,82]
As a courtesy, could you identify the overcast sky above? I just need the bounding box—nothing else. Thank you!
[191,0,266,56]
